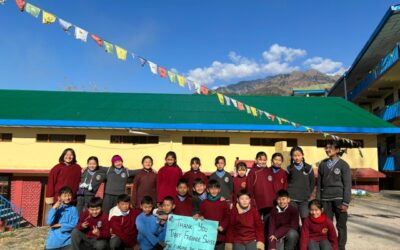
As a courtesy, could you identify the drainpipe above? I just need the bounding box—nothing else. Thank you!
[343,71,348,101]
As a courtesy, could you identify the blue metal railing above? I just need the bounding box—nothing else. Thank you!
[379,156,399,171]
[348,44,400,101]
[0,195,23,229]
[375,101,400,121]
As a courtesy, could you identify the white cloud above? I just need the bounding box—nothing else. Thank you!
[303,57,346,76]
[262,44,307,63]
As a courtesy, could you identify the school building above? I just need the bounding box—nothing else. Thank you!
[0,89,398,226]
[329,4,400,189]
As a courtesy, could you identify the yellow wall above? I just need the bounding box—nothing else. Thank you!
[0,127,378,173]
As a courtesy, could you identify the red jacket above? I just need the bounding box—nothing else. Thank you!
[182,170,208,195]
[46,163,82,204]
[132,169,157,207]
[268,205,299,249]
[76,210,110,240]
[174,195,193,216]
[232,176,247,202]
[109,208,141,247]
[300,214,338,250]
[157,164,183,203]
[271,167,288,192]
[199,199,230,242]
[226,205,264,245]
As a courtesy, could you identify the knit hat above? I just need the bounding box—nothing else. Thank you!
[111,155,123,165]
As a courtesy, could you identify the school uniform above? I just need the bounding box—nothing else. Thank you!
[286,162,315,218]
[200,194,230,250]
[174,195,194,216]
[132,168,157,208]
[268,205,299,250]
[225,204,264,250]
[109,208,141,249]
[182,169,208,195]
[102,166,139,213]
[192,192,207,215]
[317,157,351,250]
[232,175,247,202]
[45,204,79,250]
[300,214,338,250]
[76,169,106,214]
[136,212,166,250]
[209,170,234,202]
[46,163,82,204]
[157,164,183,203]
[71,210,110,250]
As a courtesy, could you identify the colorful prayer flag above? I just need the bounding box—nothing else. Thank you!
[167,71,176,83]
[15,0,25,11]
[74,26,88,42]
[249,107,257,116]
[42,10,56,24]
[116,46,127,60]
[237,102,244,111]
[131,53,135,60]
[25,3,40,18]
[231,99,237,108]
[0,0,5,5]
[138,57,147,66]
[91,34,103,47]
[200,86,209,95]
[104,41,114,53]
[148,61,158,74]
[59,19,72,32]
[177,75,185,87]
[217,93,225,105]
[194,82,201,94]
[224,96,231,106]
[158,67,167,78]
[245,105,251,114]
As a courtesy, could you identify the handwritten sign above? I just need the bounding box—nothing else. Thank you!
[165,214,218,250]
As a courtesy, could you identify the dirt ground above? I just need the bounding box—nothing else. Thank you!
[0,191,399,250]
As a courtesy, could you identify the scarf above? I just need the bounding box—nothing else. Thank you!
[198,192,207,201]
[207,193,221,202]
[293,162,304,171]
[114,167,124,175]
[216,169,225,178]
[327,157,340,169]
[310,213,327,224]
[177,195,187,202]
[272,166,281,173]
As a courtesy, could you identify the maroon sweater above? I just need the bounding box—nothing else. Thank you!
[109,208,141,247]
[132,169,157,207]
[174,195,194,216]
[268,205,299,249]
[182,170,208,195]
[157,164,183,203]
[46,163,82,204]
[226,205,264,244]
[300,214,338,250]
[232,176,247,202]
[76,210,110,240]
[199,199,230,242]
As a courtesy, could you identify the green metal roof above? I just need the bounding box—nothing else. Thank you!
[0,89,397,134]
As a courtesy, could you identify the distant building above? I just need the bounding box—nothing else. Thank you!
[292,89,329,97]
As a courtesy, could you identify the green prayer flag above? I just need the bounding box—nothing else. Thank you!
[104,41,114,54]
[25,3,41,18]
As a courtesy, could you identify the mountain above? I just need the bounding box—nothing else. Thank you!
[215,70,339,96]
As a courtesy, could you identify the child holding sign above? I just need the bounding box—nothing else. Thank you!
[174,179,193,216]
[192,178,207,215]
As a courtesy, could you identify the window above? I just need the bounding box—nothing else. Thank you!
[250,138,297,147]
[182,136,230,145]
[0,133,12,142]
[110,135,159,144]
[316,139,364,148]
[0,175,10,199]
[36,134,86,143]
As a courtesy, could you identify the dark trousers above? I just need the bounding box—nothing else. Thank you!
[215,241,225,250]
[77,195,94,215]
[71,228,108,250]
[322,200,347,250]
[233,240,257,250]
[103,194,119,214]
[110,236,133,250]
[308,240,332,250]
[275,229,299,250]
[259,207,272,247]
[290,200,309,219]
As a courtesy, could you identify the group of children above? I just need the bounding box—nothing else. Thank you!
[44,140,351,250]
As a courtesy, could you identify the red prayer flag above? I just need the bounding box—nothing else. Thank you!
[237,101,245,110]
[158,66,167,78]
[200,86,209,95]
[15,0,26,11]
[91,34,103,47]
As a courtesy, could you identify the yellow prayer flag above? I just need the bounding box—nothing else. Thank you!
[177,75,185,87]
[116,46,127,60]
[250,107,258,117]
[217,93,225,105]
[42,11,56,24]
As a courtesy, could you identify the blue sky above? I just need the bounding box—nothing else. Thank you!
[0,0,398,93]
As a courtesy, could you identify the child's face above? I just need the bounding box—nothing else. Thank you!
[64,151,74,164]
[191,162,200,171]
[325,145,339,158]
[114,160,123,168]
[162,200,175,214]
[272,156,283,167]
[292,151,304,164]
[165,156,175,166]
[87,159,97,171]
[277,196,290,209]
[141,203,153,215]
[310,205,322,218]
[208,187,221,198]
[237,168,247,177]
[216,159,226,171]
[88,207,102,218]
[237,195,251,208]
[117,201,130,213]
[59,192,72,205]
[256,156,267,167]
[193,183,206,194]
[142,158,153,169]
[176,183,188,196]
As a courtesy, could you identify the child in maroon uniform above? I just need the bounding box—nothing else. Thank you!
[268,190,299,250]
[226,190,264,250]
[132,155,157,208]
[174,179,193,216]
[248,151,268,181]
[71,197,110,250]
[300,200,338,250]
[182,157,208,196]
[46,148,82,205]
[197,179,230,250]
[192,178,207,215]
[232,162,248,203]
[109,194,141,250]
[157,151,183,203]
[270,153,288,192]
